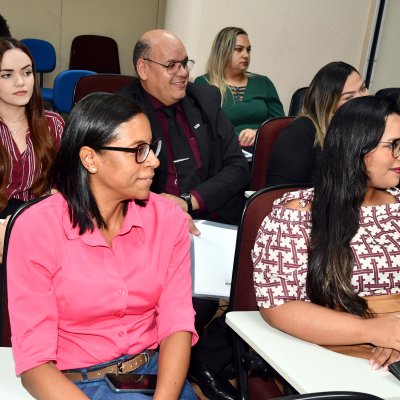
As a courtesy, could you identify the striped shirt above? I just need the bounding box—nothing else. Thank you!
[0,110,64,201]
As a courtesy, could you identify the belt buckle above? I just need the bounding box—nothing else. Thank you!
[117,361,124,374]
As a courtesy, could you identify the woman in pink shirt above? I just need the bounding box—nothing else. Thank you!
[0,38,64,259]
[7,93,198,399]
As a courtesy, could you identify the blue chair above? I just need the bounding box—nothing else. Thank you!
[20,38,56,103]
[53,70,96,113]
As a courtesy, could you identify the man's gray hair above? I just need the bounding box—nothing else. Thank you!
[132,39,151,74]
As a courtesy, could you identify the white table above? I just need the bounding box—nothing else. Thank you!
[226,311,400,400]
[0,347,34,399]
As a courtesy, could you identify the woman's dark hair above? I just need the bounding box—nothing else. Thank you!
[307,95,400,317]
[0,38,54,212]
[51,92,145,234]
[0,15,11,38]
[303,61,360,148]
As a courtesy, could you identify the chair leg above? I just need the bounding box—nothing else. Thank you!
[232,332,249,400]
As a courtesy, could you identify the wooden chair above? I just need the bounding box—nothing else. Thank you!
[228,184,309,400]
[0,196,49,347]
[288,87,308,117]
[73,74,137,104]
[250,117,294,191]
[69,35,121,74]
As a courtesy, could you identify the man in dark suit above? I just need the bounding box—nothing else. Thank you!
[119,30,250,400]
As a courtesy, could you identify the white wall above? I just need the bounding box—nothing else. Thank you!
[3,0,165,87]
[369,0,400,93]
[165,0,376,113]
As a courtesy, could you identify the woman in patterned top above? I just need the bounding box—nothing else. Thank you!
[253,96,400,370]
[194,27,284,148]
[0,38,64,258]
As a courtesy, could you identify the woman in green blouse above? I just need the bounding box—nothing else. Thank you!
[194,27,284,148]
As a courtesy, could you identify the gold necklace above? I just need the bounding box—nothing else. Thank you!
[1,116,27,135]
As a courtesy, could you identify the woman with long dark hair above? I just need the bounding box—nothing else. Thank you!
[0,38,64,258]
[267,61,368,185]
[254,96,400,370]
[7,93,198,399]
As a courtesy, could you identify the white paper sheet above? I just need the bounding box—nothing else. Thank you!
[191,220,238,298]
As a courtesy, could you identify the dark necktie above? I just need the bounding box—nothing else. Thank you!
[162,106,200,193]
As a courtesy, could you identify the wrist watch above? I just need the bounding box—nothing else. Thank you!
[180,192,193,214]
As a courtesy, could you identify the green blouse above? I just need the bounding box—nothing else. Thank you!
[194,73,284,135]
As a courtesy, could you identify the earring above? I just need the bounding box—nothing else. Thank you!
[91,167,97,173]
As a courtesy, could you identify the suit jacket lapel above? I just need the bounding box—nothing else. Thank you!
[181,96,210,175]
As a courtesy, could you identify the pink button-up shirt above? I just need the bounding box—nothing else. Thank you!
[8,192,197,374]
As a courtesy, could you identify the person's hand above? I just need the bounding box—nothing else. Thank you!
[160,193,201,236]
[238,128,257,147]
[366,312,400,352]
[369,347,400,371]
[187,213,200,236]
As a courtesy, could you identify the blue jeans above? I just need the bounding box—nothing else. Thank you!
[73,352,197,400]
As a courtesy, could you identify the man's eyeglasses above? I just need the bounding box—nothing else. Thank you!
[143,57,195,75]
[99,138,162,164]
[380,138,400,158]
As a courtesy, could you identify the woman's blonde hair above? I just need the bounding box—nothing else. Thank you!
[207,27,247,103]
[302,61,360,148]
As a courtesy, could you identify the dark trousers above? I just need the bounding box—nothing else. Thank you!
[192,299,233,375]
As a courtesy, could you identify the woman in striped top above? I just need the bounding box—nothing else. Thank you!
[0,38,64,258]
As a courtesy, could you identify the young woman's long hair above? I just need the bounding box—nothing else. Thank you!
[307,96,400,317]
[302,61,359,149]
[207,26,248,104]
[0,38,56,211]
[51,93,144,234]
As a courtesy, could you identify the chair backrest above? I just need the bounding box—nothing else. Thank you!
[69,35,121,74]
[229,184,309,312]
[0,196,49,346]
[250,117,294,191]
[53,69,96,113]
[274,391,384,400]
[73,74,137,104]
[375,87,400,104]
[288,87,308,117]
[20,38,56,87]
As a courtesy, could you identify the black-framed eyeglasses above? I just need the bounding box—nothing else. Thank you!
[99,138,162,164]
[143,57,195,75]
[380,138,400,159]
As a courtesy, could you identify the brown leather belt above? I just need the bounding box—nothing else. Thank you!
[62,350,156,382]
